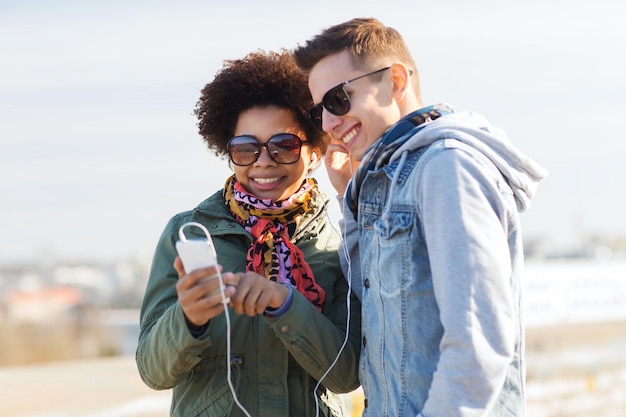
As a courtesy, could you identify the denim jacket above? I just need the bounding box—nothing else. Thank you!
[341,110,547,417]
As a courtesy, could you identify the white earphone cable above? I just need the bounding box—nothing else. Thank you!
[178,222,252,417]
[313,156,356,417]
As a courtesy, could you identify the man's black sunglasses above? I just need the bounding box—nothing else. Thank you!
[306,66,391,131]
[227,133,303,166]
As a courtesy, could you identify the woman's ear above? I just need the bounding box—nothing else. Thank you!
[308,150,321,174]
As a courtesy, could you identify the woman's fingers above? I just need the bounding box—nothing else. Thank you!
[223,272,288,316]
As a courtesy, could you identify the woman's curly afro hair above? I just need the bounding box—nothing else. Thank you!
[194,49,329,158]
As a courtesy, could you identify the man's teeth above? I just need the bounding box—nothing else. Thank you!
[342,129,357,144]
[255,177,280,184]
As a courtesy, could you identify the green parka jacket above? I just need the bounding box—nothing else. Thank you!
[136,189,361,417]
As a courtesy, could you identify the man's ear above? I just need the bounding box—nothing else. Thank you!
[390,63,411,97]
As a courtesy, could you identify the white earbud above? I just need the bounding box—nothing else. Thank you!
[311,152,318,161]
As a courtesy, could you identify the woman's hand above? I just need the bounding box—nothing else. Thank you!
[174,257,235,328]
[221,272,290,317]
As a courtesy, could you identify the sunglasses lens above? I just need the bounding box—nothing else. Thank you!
[228,134,302,165]
[307,104,324,131]
[307,85,351,131]
[228,137,260,166]
[267,134,302,164]
[323,86,350,116]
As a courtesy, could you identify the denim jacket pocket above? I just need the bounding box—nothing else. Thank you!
[362,208,415,294]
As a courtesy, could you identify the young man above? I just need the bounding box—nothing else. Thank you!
[293,17,548,417]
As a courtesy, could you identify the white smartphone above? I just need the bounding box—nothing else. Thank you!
[176,222,229,302]
[175,238,218,272]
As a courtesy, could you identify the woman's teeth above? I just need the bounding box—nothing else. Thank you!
[254,177,280,184]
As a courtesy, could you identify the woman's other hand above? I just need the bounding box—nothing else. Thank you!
[221,272,290,317]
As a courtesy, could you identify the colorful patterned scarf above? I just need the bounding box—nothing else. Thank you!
[345,103,454,219]
[223,175,326,311]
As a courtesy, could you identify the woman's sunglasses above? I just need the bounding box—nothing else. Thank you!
[306,66,391,131]
[227,133,303,166]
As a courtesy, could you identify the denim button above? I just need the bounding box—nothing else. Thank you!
[280,325,290,333]
[364,278,370,288]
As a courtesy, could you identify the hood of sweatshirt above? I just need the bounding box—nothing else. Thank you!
[390,110,548,212]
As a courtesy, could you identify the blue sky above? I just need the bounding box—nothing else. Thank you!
[1,0,625,263]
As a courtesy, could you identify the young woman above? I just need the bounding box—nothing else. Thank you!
[136,50,361,417]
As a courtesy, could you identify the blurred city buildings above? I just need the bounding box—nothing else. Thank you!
[0,257,149,365]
